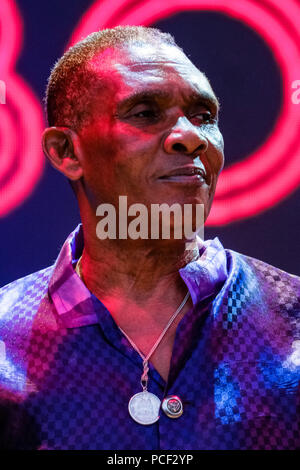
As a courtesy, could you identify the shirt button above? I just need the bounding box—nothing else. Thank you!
[162,395,183,418]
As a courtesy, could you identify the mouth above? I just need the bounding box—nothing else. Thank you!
[158,166,209,185]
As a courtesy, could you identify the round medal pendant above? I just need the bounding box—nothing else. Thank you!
[128,391,161,425]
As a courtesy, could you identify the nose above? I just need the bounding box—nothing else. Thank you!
[164,116,208,155]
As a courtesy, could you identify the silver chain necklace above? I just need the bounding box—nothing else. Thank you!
[76,256,190,425]
[119,290,190,425]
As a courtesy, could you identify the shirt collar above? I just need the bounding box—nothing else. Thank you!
[179,236,228,306]
[48,225,100,328]
[48,224,228,328]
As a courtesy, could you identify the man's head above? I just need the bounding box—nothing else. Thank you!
[43,26,224,230]
[46,26,178,131]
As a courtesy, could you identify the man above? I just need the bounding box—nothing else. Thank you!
[0,26,299,450]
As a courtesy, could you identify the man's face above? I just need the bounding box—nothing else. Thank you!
[78,42,224,221]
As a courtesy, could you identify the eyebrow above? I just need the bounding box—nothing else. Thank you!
[117,89,220,113]
[117,90,170,112]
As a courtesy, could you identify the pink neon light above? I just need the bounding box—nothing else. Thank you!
[0,0,22,71]
[70,0,300,225]
[0,0,44,217]
[212,151,300,222]
[0,106,17,181]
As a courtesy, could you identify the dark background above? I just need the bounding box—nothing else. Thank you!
[1,0,300,286]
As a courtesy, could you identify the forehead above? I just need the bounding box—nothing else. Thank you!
[88,43,218,107]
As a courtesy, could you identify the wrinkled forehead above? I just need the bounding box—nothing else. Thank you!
[88,42,192,69]
[87,43,217,104]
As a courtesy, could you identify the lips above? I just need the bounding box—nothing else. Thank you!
[158,166,209,184]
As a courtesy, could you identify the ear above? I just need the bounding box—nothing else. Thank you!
[42,127,84,181]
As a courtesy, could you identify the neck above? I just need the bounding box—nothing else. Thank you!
[78,218,199,331]
[78,218,200,381]
[81,226,199,296]
[76,197,202,297]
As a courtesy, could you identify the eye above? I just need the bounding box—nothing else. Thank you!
[133,109,158,119]
[190,111,215,125]
[126,102,161,122]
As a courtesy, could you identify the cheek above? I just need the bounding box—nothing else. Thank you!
[78,133,121,202]
[79,124,156,199]
[205,126,224,174]
[115,122,157,152]
[108,124,159,176]
[80,122,119,169]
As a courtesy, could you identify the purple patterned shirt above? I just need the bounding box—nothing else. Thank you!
[0,224,299,449]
